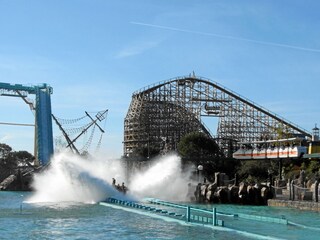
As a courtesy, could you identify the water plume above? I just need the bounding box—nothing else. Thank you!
[27,151,192,204]
[129,154,191,201]
[27,151,129,204]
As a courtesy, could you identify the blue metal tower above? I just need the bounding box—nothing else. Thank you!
[0,82,54,166]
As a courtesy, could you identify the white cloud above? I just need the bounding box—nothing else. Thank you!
[115,40,161,59]
[130,22,320,54]
[0,134,13,142]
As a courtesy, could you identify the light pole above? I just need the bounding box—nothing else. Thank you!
[268,169,273,187]
[197,164,203,183]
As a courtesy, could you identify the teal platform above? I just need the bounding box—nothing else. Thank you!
[99,198,295,240]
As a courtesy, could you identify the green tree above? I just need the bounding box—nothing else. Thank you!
[274,125,293,140]
[0,143,12,159]
[0,143,15,168]
[237,160,273,183]
[307,160,320,174]
[0,143,34,182]
[132,146,160,159]
[0,143,16,181]
[178,132,229,179]
[13,150,34,166]
[178,132,223,158]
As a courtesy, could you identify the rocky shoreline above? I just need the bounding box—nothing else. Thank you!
[188,172,274,205]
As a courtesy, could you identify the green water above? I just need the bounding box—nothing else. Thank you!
[1,192,320,240]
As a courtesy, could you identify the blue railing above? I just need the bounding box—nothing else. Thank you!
[102,197,223,226]
[146,198,222,226]
[99,197,320,239]
[101,197,290,227]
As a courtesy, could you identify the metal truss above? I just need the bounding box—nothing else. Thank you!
[0,82,54,165]
[124,75,311,157]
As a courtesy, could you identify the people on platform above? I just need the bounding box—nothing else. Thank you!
[121,182,128,194]
[111,178,128,194]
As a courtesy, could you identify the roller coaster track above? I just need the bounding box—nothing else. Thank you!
[124,74,311,157]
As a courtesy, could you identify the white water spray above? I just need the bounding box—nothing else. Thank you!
[129,154,191,201]
[27,151,192,204]
[27,151,128,203]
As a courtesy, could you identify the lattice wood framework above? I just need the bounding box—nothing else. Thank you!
[124,75,311,157]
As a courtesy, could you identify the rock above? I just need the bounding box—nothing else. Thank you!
[229,185,239,203]
[261,186,273,205]
[207,182,217,192]
[206,190,218,202]
[247,185,256,204]
[306,179,313,189]
[238,182,248,204]
[216,187,229,203]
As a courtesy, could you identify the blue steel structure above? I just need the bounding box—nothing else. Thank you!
[0,82,54,166]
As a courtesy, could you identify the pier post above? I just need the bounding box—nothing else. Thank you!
[289,179,293,200]
[315,180,319,203]
[212,207,217,226]
[291,180,295,201]
[186,206,191,222]
[234,173,238,186]
[289,179,292,200]
[279,159,283,180]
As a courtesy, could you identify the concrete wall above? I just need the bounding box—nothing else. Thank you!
[268,199,320,212]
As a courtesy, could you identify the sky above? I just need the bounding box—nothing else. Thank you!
[0,0,319,158]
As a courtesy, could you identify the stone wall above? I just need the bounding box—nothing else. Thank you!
[268,199,320,212]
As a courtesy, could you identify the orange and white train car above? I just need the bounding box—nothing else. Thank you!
[233,138,307,160]
[232,146,252,159]
[252,148,267,159]
[288,146,307,158]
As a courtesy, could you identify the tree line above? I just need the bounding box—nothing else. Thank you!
[0,143,34,183]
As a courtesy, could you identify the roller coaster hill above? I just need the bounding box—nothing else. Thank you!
[124,74,320,161]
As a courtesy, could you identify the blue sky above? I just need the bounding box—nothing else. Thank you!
[0,0,319,158]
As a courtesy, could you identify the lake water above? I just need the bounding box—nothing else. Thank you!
[1,191,320,240]
[1,152,320,239]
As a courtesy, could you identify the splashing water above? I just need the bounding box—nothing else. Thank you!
[27,151,128,204]
[27,151,191,204]
[129,154,191,201]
